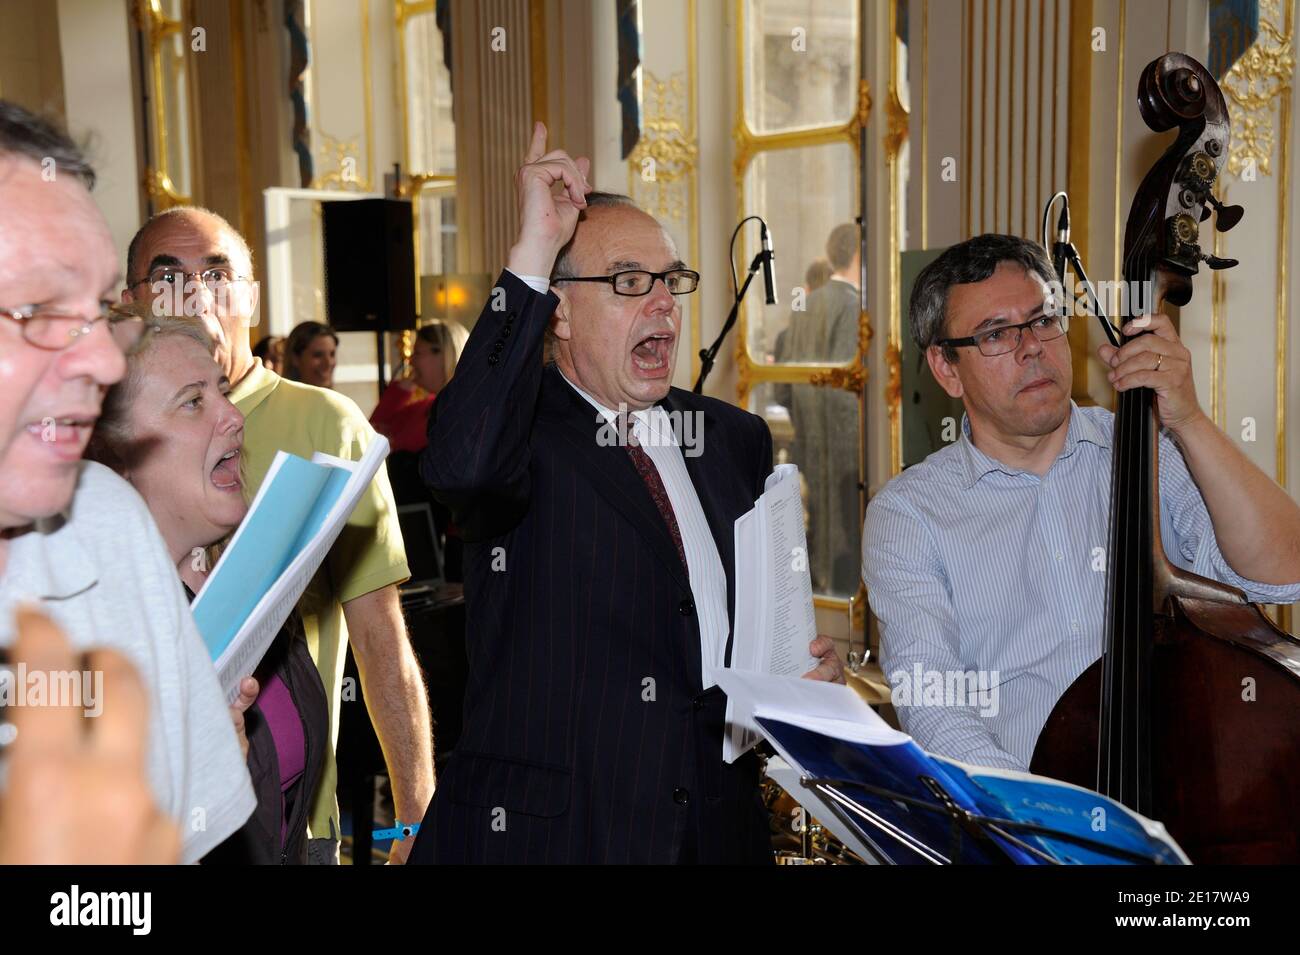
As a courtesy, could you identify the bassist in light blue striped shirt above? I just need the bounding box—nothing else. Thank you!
[863,234,1300,770]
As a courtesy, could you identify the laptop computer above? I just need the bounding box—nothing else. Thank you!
[396,502,444,606]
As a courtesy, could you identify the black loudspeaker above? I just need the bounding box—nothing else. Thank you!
[322,198,417,332]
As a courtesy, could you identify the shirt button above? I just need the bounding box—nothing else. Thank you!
[678,599,695,616]
[1055,551,1064,561]
[1071,620,1080,633]
[673,787,690,806]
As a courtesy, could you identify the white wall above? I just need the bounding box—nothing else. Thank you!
[56,0,142,263]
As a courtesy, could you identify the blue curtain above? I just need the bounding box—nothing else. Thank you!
[1209,0,1259,80]
[616,0,641,159]
[284,0,313,187]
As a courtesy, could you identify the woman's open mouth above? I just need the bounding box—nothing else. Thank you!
[211,448,241,490]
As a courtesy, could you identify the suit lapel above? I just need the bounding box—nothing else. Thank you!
[540,366,692,593]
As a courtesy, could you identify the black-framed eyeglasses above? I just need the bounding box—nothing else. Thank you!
[129,266,250,292]
[0,302,149,353]
[553,269,701,297]
[936,312,1070,357]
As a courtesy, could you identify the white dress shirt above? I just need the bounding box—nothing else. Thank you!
[557,368,732,688]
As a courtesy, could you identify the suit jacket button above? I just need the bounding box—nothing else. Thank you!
[678,599,694,616]
[673,787,690,806]
[692,695,704,711]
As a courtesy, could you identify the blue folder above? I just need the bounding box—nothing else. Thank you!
[757,716,1187,865]
[191,453,348,660]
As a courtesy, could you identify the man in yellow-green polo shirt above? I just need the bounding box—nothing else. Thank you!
[123,207,434,864]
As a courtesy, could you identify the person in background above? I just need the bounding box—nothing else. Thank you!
[786,223,862,595]
[252,334,285,375]
[370,320,468,454]
[0,99,253,863]
[285,321,338,389]
[87,316,329,864]
[122,206,432,865]
[772,258,834,411]
[372,320,471,582]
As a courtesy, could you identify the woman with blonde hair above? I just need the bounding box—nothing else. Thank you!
[87,315,328,864]
[371,319,469,581]
[370,319,468,453]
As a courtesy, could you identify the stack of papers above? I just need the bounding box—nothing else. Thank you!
[723,464,819,761]
[191,437,389,701]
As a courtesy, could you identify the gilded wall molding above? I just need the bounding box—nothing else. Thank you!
[313,130,372,192]
[886,2,906,476]
[136,0,195,208]
[883,80,909,160]
[1214,0,1294,634]
[1221,0,1294,180]
[627,70,698,222]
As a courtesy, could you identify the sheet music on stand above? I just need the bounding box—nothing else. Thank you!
[713,669,1189,865]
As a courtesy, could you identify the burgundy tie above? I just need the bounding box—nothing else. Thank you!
[623,418,688,572]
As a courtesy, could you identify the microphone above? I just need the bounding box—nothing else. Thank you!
[760,220,778,306]
[1051,196,1070,289]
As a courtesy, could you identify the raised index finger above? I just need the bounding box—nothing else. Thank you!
[523,121,548,164]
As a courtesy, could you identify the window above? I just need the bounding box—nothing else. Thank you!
[735,0,867,603]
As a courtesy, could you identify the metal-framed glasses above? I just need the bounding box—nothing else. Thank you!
[131,266,250,292]
[937,312,1070,357]
[1,302,148,353]
[553,268,701,296]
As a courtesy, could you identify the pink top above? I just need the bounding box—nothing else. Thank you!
[254,673,305,844]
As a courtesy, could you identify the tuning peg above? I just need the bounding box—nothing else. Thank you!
[1200,253,1239,270]
[1204,194,1244,232]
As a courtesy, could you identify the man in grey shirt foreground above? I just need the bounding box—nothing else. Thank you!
[0,101,254,863]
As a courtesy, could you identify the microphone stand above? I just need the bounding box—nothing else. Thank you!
[693,247,771,394]
[1058,239,1122,349]
[1045,193,1121,349]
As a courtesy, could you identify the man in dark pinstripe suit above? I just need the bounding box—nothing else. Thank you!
[410,123,841,864]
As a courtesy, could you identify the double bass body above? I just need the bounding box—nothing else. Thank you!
[1029,52,1300,864]
[1034,593,1300,863]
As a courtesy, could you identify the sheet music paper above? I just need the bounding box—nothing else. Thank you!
[191,436,390,702]
[722,464,819,762]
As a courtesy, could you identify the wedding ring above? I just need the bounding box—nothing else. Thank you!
[1154,354,1163,372]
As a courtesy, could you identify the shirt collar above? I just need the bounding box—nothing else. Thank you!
[557,367,674,445]
[0,492,99,618]
[956,401,1108,489]
[229,357,279,416]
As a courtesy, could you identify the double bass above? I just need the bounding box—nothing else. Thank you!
[1030,52,1300,864]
